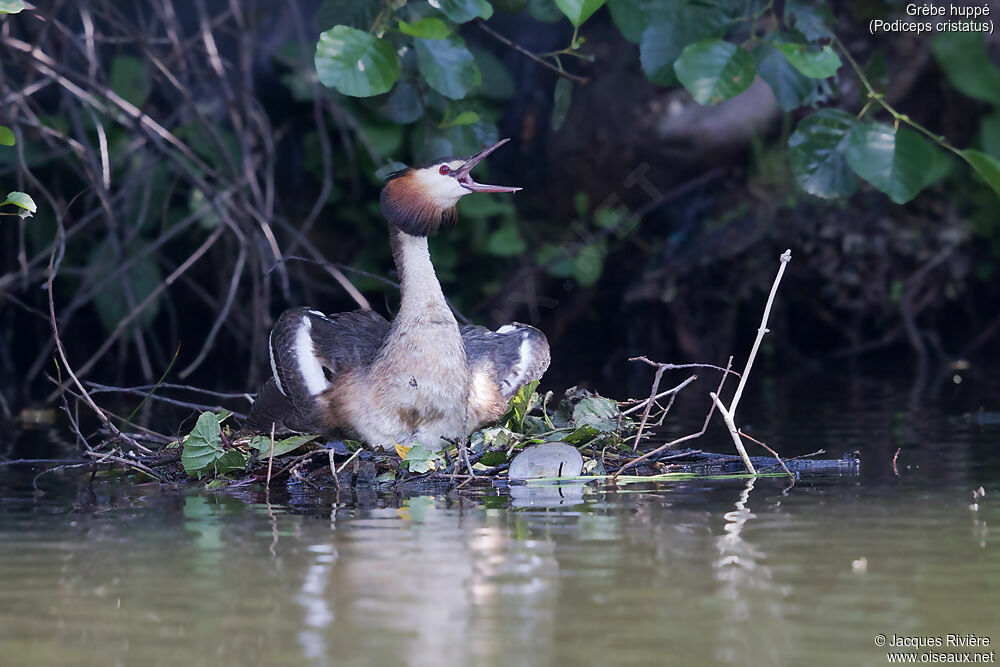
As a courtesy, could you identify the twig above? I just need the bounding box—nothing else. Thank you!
[613,357,733,477]
[88,382,253,400]
[710,393,756,475]
[46,225,226,401]
[726,250,790,416]
[629,357,740,377]
[475,19,589,85]
[265,421,275,488]
[84,383,247,418]
[335,447,362,475]
[712,249,792,474]
[0,458,89,466]
[82,449,167,482]
[46,221,145,454]
[330,448,341,492]
[620,374,697,416]
[738,429,792,481]
[630,365,664,452]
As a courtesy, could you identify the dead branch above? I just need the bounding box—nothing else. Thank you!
[712,249,792,474]
[613,356,733,477]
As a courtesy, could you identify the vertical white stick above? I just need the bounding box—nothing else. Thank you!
[711,392,756,475]
[720,249,791,474]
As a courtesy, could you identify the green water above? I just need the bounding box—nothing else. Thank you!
[1,375,998,666]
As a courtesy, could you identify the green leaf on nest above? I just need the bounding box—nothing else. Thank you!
[181,411,224,475]
[0,126,14,146]
[572,396,619,433]
[250,434,320,457]
[504,380,540,431]
[400,444,440,473]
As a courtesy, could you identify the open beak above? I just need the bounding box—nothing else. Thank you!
[454,138,521,193]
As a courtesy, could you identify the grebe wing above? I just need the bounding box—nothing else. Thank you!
[461,322,550,399]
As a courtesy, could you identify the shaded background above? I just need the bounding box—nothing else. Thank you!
[1,0,998,442]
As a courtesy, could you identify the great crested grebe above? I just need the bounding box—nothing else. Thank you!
[247,139,550,450]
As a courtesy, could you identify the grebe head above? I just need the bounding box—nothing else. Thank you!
[380,138,520,236]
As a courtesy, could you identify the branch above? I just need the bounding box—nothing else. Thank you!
[713,249,792,474]
[612,356,733,478]
[475,19,589,85]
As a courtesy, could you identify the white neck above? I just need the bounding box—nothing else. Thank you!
[392,230,452,321]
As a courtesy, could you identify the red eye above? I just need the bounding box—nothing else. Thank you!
[439,165,450,175]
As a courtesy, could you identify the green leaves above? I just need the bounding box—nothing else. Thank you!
[485,223,527,256]
[0,126,13,146]
[398,17,452,40]
[572,396,619,433]
[606,0,648,43]
[249,434,319,457]
[397,444,441,473]
[414,36,482,99]
[774,43,841,79]
[110,55,151,107]
[674,39,756,105]
[783,0,834,41]
[181,411,320,478]
[315,26,400,97]
[788,109,858,199]
[554,0,605,26]
[932,32,1000,105]
[2,191,36,215]
[790,109,1000,202]
[384,81,425,124]
[436,0,493,23]
[503,380,540,431]
[441,110,480,128]
[962,149,1000,197]
[181,412,247,476]
[845,124,936,205]
[640,8,729,86]
[755,44,818,112]
[0,0,24,13]
[790,111,942,204]
[89,239,162,333]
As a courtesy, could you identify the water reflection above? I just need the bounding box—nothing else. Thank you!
[712,479,789,665]
[1,372,999,665]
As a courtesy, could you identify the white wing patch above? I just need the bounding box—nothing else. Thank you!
[496,324,517,334]
[500,330,540,398]
[296,316,329,396]
[268,329,286,397]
